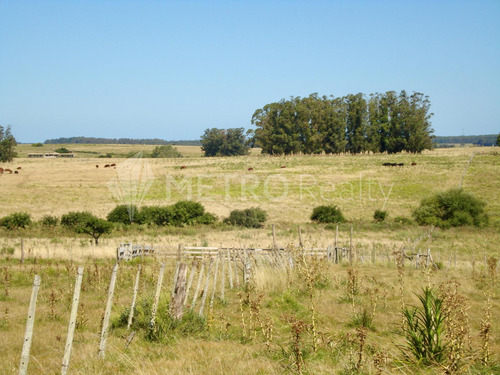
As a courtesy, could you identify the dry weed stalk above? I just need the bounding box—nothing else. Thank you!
[238,291,247,340]
[49,288,62,320]
[440,280,471,373]
[479,257,496,366]
[395,248,406,328]
[346,267,359,310]
[356,327,367,371]
[372,350,388,375]
[286,315,307,375]
[3,266,11,297]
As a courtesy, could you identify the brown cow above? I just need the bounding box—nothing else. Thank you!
[180,166,187,169]
[17,167,22,170]
[96,165,99,168]
[4,169,12,174]
[0,167,3,173]
[104,164,110,168]
[110,163,116,167]
[411,162,417,166]
[280,165,286,168]
[247,167,254,171]
[14,171,18,174]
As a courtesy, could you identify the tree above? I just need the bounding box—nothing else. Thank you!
[61,211,112,245]
[0,125,17,162]
[496,133,500,147]
[201,128,249,157]
[150,145,183,158]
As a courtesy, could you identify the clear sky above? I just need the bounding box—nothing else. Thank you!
[1,0,499,143]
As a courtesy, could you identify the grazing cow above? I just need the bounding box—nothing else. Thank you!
[382,162,392,166]
[411,162,417,166]
[4,169,12,174]
[280,165,286,168]
[96,165,99,168]
[110,163,116,167]
[17,167,21,170]
[398,163,404,167]
[104,164,110,168]
[247,167,254,171]
[0,167,3,173]
[14,171,18,174]
[180,166,187,169]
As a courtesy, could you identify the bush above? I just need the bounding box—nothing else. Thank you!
[310,205,346,224]
[150,145,183,158]
[393,216,413,225]
[0,212,32,230]
[224,207,267,228]
[40,215,59,227]
[32,142,43,147]
[373,209,387,222]
[413,188,488,229]
[61,211,112,245]
[54,147,71,153]
[107,204,138,224]
[136,201,216,226]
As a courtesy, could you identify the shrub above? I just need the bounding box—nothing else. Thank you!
[32,142,43,147]
[136,202,216,226]
[0,212,32,230]
[40,215,59,227]
[150,145,183,158]
[223,207,267,228]
[393,216,413,225]
[310,205,346,224]
[373,209,387,222]
[54,147,71,153]
[401,288,446,365]
[107,204,138,224]
[413,188,488,229]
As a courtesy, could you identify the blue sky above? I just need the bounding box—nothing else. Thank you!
[1,0,499,143]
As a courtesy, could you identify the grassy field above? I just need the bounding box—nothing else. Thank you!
[0,145,499,373]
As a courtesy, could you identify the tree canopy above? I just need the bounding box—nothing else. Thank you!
[0,125,17,162]
[251,91,434,155]
[150,144,183,158]
[200,128,250,157]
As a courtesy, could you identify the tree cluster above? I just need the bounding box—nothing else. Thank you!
[0,125,17,162]
[434,134,498,146]
[251,91,434,155]
[200,128,250,157]
[44,136,201,146]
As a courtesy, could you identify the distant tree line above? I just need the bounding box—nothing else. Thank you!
[433,134,497,146]
[44,137,201,146]
[250,91,434,155]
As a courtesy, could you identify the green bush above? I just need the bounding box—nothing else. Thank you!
[32,142,43,147]
[107,204,138,224]
[136,201,216,226]
[413,188,488,229]
[0,212,32,230]
[40,215,59,227]
[61,211,112,245]
[223,207,267,228]
[310,205,346,224]
[150,145,183,158]
[373,209,387,222]
[393,216,413,225]
[54,147,71,153]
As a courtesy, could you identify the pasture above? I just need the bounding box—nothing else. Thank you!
[0,145,499,374]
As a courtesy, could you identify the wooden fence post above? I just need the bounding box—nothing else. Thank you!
[61,266,84,375]
[127,265,141,330]
[209,254,221,312]
[199,260,213,315]
[220,252,226,300]
[98,263,118,359]
[150,263,166,328]
[298,226,303,249]
[349,226,353,266]
[183,261,197,307]
[20,238,24,265]
[171,263,188,319]
[227,250,234,289]
[191,261,206,308]
[272,224,277,251]
[19,275,41,375]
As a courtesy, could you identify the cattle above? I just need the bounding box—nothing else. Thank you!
[104,164,110,168]
[14,171,18,174]
[0,167,3,173]
[280,165,286,168]
[4,169,12,174]
[398,163,404,167]
[382,162,402,167]
[411,162,417,166]
[180,166,187,169]
[110,163,116,167]
[247,167,254,171]
[96,165,99,168]
[17,167,21,170]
